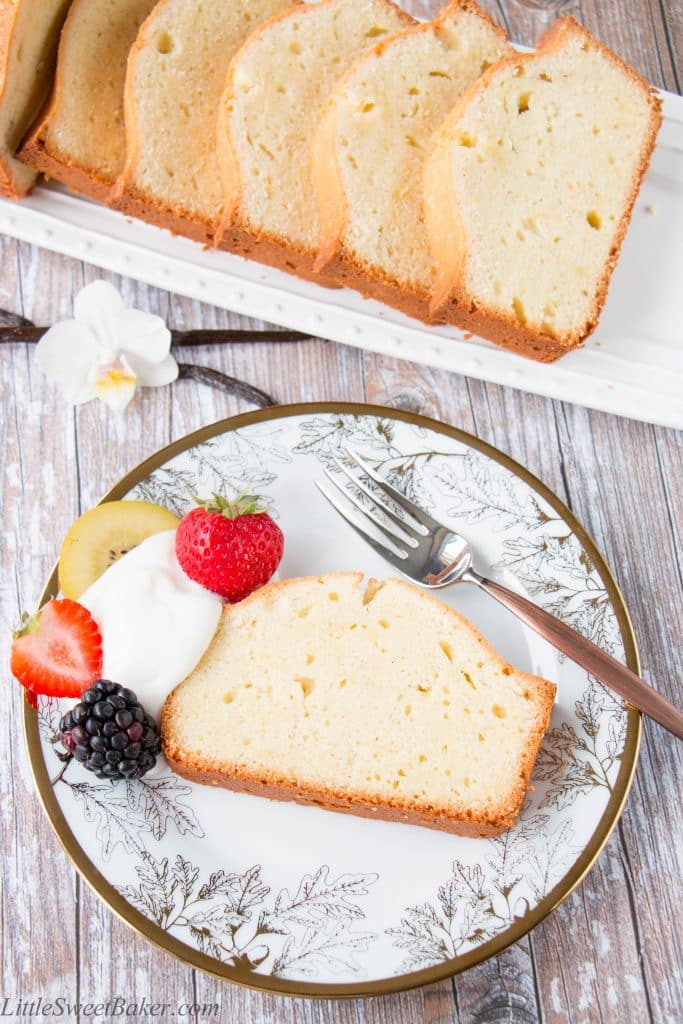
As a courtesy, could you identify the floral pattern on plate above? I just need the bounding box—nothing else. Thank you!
[31,408,636,991]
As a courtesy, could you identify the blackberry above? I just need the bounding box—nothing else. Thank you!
[60,681,161,780]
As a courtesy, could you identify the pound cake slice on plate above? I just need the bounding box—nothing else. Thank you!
[18,0,158,201]
[216,0,413,282]
[423,17,662,361]
[0,0,72,199]
[311,0,511,321]
[111,0,295,245]
[162,574,556,837]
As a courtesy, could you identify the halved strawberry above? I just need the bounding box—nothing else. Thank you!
[10,599,103,701]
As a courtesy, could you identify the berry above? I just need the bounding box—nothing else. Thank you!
[59,682,161,781]
[10,600,103,702]
[176,492,284,603]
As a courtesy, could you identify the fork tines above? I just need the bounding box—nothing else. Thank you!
[315,447,429,567]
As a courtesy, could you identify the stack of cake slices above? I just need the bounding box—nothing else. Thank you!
[0,0,661,362]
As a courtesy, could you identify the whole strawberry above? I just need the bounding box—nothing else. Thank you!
[176,492,284,602]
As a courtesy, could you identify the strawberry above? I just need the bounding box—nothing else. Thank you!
[176,492,284,603]
[10,599,103,702]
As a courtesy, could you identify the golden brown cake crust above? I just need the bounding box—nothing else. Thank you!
[216,0,412,286]
[218,220,340,288]
[0,0,25,198]
[0,0,72,199]
[161,573,556,838]
[316,249,437,323]
[424,17,663,362]
[109,183,216,245]
[17,0,157,203]
[106,0,209,241]
[18,131,114,201]
[164,756,521,838]
[311,0,508,322]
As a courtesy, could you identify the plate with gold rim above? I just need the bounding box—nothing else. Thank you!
[23,402,640,997]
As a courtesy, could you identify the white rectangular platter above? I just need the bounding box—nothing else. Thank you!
[0,90,681,429]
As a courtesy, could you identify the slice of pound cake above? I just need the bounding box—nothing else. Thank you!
[18,0,158,201]
[111,0,295,244]
[162,574,556,837]
[311,0,511,321]
[424,17,662,360]
[216,0,413,282]
[0,0,72,199]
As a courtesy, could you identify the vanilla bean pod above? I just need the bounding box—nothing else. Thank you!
[0,308,313,346]
[176,363,276,407]
[0,309,280,405]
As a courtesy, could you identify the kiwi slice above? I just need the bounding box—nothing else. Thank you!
[58,500,179,599]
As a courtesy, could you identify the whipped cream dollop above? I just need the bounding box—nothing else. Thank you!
[79,530,222,720]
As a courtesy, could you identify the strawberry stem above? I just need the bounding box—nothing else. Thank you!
[12,610,40,640]
[189,490,266,519]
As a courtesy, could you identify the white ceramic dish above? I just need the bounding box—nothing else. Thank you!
[0,92,681,428]
[25,403,639,996]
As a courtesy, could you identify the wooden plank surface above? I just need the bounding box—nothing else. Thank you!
[1,1,681,1022]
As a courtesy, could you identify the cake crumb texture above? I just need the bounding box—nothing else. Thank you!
[163,573,556,837]
[0,0,73,199]
[18,0,158,200]
[424,17,662,359]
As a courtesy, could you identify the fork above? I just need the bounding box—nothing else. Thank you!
[316,447,683,740]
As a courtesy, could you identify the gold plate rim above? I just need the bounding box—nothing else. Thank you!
[23,401,641,999]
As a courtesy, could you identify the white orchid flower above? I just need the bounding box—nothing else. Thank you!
[35,281,178,410]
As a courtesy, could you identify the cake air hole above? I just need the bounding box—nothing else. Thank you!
[439,640,453,661]
[156,31,174,54]
[296,677,315,698]
[512,297,527,325]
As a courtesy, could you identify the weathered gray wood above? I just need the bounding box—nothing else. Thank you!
[550,407,683,1024]
[0,239,80,1009]
[0,1,681,1021]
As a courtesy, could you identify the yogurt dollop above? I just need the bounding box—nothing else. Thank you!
[79,530,222,719]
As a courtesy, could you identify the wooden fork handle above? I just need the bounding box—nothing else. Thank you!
[466,570,683,740]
